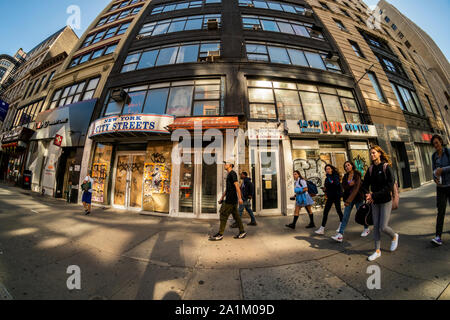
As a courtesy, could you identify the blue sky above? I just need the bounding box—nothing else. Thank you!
[0,0,449,61]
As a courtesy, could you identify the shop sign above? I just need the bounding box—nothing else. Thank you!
[286,120,377,137]
[54,134,63,147]
[90,114,175,137]
[36,118,69,130]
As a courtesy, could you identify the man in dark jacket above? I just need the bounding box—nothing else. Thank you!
[232,172,257,227]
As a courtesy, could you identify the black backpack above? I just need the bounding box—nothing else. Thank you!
[355,203,373,226]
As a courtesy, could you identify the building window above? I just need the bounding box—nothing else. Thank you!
[13,100,44,128]
[139,14,221,37]
[245,42,341,73]
[340,9,351,18]
[109,0,145,12]
[104,79,224,117]
[405,40,411,49]
[97,5,142,28]
[384,16,390,23]
[425,94,437,118]
[398,32,404,39]
[349,40,365,58]
[238,0,306,14]
[121,41,220,72]
[382,58,397,73]
[334,19,347,31]
[247,80,361,123]
[152,0,222,14]
[397,46,408,60]
[48,77,100,109]
[411,68,422,84]
[81,22,130,48]
[43,71,55,90]
[319,2,330,10]
[242,15,324,40]
[34,75,47,94]
[391,24,397,31]
[390,82,425,116]
[69,43,118,68]
[367,72,386,103]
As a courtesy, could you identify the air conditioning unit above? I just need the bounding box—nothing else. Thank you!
[207,50,221,62]
[247,3,255,7]
[252,24,261,31]
[304,9,314,17]
[207,19,219,30]
[111,88,129,103]
[136,34,144,40]
[198,56,208,62]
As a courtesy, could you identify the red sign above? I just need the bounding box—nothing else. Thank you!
[168,117,240,130]
[322,121,343,133]
[54,134,63,146]
[421,133,432,142]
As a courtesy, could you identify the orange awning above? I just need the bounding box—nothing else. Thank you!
[168,117,240,130]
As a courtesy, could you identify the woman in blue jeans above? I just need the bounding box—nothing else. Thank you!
[332,161,369,242]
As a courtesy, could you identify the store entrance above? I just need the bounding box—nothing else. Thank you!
[319,148,348,177]
[178,149,220,218]
[251,147,281,215]
[113,152,145,210]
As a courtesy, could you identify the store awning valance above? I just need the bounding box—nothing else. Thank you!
[168,117,240,131]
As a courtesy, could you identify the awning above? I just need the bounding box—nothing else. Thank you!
[168,117,240,130]
[1,127,35,144]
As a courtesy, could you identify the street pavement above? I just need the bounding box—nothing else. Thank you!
[0,182,448,300]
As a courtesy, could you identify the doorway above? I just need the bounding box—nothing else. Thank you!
[112,152,145,210]
[391,142,412,189]
[177,149,221,218]
[251,147,281,215]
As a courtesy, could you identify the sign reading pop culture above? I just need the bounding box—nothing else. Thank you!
[90,114,175,137]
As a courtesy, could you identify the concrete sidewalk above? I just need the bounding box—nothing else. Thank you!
[0,183,448,300]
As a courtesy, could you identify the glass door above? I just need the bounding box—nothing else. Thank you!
[113,153,145,210]
[320,149,348,178]
[177,149,220,217]
[257,149,281,215]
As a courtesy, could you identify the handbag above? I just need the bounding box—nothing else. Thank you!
[355,202,373,226]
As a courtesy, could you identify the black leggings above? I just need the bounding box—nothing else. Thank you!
[322,197,343,227]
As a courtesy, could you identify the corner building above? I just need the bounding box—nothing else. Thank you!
[305,0,447,189]
[84,0,379,218]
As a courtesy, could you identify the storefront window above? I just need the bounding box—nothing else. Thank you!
[92,144,113,204]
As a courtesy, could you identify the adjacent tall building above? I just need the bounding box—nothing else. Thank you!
[377,0,450,140]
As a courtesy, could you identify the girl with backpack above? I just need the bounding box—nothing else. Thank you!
[315,165,343,235]
[431,134,450,246]
[362,146,399,261]
[332,161,370,242]
[286,170,315,229]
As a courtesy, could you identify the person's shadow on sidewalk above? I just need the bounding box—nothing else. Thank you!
[294,235,353,250]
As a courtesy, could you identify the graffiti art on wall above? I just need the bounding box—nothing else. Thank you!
[92,163,107,203]
[293,158,327,192]
[353,154,368,176]
[144,163,171,195]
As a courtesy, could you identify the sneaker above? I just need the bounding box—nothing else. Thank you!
[368,250,381,261]
[361,228,370,237]
[390,233,399,252]
[315,226,325,235]
[85,211,90,216]
[209,233,224,241]
[331,233,343,243]
[305,222,316,229]
[230,222,238,229]
[431,237,443,246]
[285,223,296,230]
[336,223,342,233]
[234,231,247,239]
[248,221,258,226]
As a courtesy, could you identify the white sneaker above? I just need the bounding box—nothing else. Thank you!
[368,250,381,261]
[336,223,342,232]
[315,226,325,235]
[390,233,399,252]
[361,228,370,237]
[331,233,343,243]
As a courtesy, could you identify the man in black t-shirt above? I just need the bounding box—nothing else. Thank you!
[209,161,247,241]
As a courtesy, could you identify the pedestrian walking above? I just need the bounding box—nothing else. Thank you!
[286,170,315,230]
[332,161,370,243]
[315,165,343,235]
[209,162,247,241]
[82,170,94,215]
[231,172,257,228]
[431,134,450,246]
[362,146,399,261]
